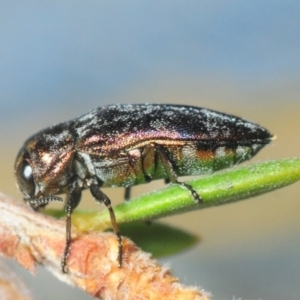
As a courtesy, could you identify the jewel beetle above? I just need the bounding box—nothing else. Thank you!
[14,104,273,272]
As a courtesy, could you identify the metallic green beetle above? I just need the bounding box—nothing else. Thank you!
[14,104,273,272]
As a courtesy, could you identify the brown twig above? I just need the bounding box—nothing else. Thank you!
[0,192,211,300]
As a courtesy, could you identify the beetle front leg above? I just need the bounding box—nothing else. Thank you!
[156,145,202,203]
[28,195,63,211]
[62,181,82,273]
[90,184,123,267]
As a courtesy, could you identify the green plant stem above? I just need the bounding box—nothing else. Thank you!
[70,158,300,232]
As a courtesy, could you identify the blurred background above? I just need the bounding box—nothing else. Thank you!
[0,1,299,299]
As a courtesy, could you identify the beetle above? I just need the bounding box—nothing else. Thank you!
[14,104,273,272]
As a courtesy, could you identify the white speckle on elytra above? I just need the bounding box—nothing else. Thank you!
[236,146,247,157]
[215,147,226,158]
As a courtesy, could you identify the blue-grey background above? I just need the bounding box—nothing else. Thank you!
[1,1,299,299]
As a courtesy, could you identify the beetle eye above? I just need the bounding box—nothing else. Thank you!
[16,160,35,199]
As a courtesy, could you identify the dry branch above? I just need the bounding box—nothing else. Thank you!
[0,192,210,300]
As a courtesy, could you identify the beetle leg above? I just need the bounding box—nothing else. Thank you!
[141,145,156,182]
[90,184,122,267]
[62,181,82,273]
[28,195,63,211]
[124,186,131,201]
[156,145,202,203]
[164,178,170,184]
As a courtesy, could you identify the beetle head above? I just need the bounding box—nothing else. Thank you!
[15,124,75,206]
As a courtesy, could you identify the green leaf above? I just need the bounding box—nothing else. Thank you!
[70,158,300,232]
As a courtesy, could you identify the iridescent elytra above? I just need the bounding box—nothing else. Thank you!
[14,104,273,272]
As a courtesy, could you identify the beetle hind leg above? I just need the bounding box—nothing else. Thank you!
[156,145,202,203]
[174,180,202,202]
[124,186,131,201]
